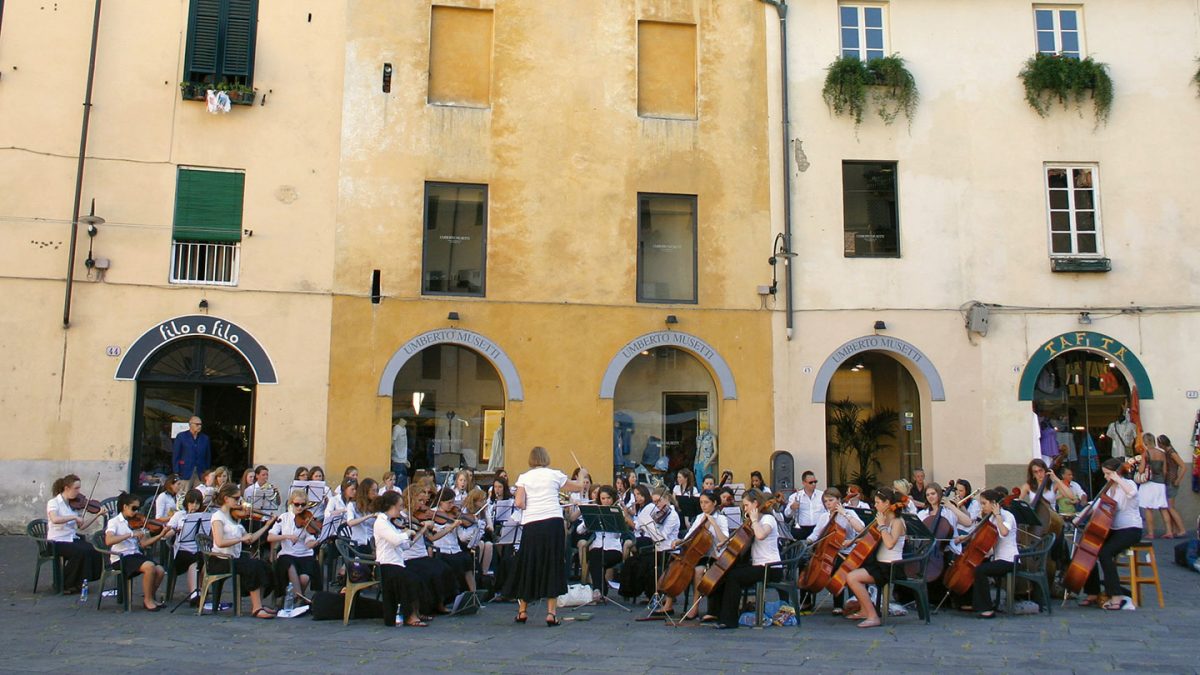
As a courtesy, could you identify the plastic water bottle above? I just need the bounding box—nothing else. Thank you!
[283,582,295,613]
[395,604,403,626]
[79,579,89,603]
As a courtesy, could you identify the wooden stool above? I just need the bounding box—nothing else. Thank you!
[1117,543,1163,608]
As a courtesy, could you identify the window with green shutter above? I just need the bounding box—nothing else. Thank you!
[173,168,245,243]
[182,0,258,89]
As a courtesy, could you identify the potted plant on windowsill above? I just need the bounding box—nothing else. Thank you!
[1018,53,1113,127]
[178,81,256,106]
[822,54,919,129]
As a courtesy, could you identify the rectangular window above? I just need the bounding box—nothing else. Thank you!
[170,167,244,286]
[637,193,697,304]
[1034,6,1083,59]
[1045,165,1102,257]
[839,3,887,61]
[422,182,487,296]
[637,21,698,119]
[182,0,259,89]
[842,161,899,258]
[428,6,493,107]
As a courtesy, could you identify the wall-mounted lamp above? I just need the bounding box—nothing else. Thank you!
[665,315,679,326]
[873,320,887,331]
[198,299,209,311]
[767,232,797,295]
[1078,312,1092,325]
[447,311,460,321]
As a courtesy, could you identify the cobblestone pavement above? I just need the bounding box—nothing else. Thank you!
[2,536,1197,674]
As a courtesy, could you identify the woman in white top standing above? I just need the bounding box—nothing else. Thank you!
[1083,457,1144,610]
[45,474,104,594]
[844,486,907,629]
[209,484,278,618]
[965,488,1018,618]
[267,489,321,602]
[503,446,586,627]
[704,488,781,630]
[104,492,169,611]
[673,468,699,498]
[372,490,425,627]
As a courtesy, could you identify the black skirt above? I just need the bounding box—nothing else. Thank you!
[503,517,567,601]
[405,556,456,608]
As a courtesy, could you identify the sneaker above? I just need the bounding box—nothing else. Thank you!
[1120,596,1137,611]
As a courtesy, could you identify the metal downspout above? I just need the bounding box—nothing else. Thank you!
[761,0,795,340]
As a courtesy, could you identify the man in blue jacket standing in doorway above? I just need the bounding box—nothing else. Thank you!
[172,416,211,481]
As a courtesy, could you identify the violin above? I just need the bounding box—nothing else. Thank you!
[293,509,324,536]
[67,493,103,514]
[127,513,171,536]
[231,505,271,522]
[651,502,672,526]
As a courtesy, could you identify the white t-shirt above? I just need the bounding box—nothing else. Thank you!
[431,522,463,554]
[105,513,140,564]
[786,490,824,527]
[515,467,568,524]
[347,502,372,545]
[46,495,78,543]
[1108,477,1144,530]
[210,509,244,557]
[673,485,700,498]
[373,514,411,566]
[1068,481,1087,501]
[154,492,176,520]
[324,493,347,522]
[653,506,681,552]
[270,512,315,558]
[749,515,781,567]
[991,509,1019,563]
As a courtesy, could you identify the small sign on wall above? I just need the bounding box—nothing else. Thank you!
[1187,390,1199,400]
[105,346,122,357]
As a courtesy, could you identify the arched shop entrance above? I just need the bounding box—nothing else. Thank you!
[822,351,921,492]
[1019,331,1153,496]
[128,338,256,492]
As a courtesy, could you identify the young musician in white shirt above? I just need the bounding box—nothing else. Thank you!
[679,489,730,620]
[1083,458,1144,610]
[703,489,781,629]
[429,488,476,594]
[843,486,907,629]
[373,490,424,627]
[964,488,1018,618]
[577,486,627,603]
[45,474,104,594]
[105,492,169,610]
[210,484,278,619]
[154,475,181,520]
[165,488,207,604]
[267,489,321,602]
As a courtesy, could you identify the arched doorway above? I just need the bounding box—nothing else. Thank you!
[1029,351,1132,495]
[391,344,506,474]
[824,351,921,492]
[131,337,256,492]
[612,346,720,484]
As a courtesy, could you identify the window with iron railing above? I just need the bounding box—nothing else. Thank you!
[170,241,240,285]
[170,167,244,286]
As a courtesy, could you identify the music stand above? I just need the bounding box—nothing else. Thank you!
[1004,500,1043,528]
[849,507,876,527]
[575,504,632,612]
[169,512,212,613]
[676,496,701,527]
[899,513,934,540]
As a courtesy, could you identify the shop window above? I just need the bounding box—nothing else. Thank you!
[1045,164,1102,257]
[637,193,697,304]
[428,6,493,107]
[613,347,718,480]
[1034,6,1084,59]
[182,0,259,90]
[637,21,697,119]
[393,344,505,473]
[824,351,918,491]
[839,3,887,61]
[422,182,487,296]
[842,161,899,258]
[170,167,244,286]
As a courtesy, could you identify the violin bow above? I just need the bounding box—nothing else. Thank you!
[80,472,102,527]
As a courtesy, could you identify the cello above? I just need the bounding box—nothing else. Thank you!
[942,515,999,595]
[696,495,779,597]
[826,521,881,596]
[657,516,715,597]
[917,507,957,582]
[797,518,846,592]
[1061,458,1134,593]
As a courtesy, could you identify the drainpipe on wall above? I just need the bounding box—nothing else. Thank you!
[62,0,103,328]
[758,0,795,340]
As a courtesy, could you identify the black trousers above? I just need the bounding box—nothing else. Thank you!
[971,558,1015,612]
[380,564,416,625]
[707,563,782,628]
[54,538,102,591]
[274,554,321,597]
[588,549,622,593]
[1083,527,1143,597]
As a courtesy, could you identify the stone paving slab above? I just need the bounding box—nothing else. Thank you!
[1,535,1198,674]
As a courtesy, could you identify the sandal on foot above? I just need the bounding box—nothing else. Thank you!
[405,619,429,627]
[252,607,275,619]
[857,618,881,628]
[514,610,528,623]
[546,613,561,627]
[979,610,996,619]
[845,612,867,621]
[831,608,844,616]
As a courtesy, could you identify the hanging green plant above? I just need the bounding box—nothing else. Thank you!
[1018,53,1113,126]
[822,54,920,129]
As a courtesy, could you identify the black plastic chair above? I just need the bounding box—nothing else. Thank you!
[879,537,936,624]
[26,519,63,594]
[89,531,134,612]
[1004,532,1056,615]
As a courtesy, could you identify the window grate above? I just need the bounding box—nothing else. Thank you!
[169,241,240,286]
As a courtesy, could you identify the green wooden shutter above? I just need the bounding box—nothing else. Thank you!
[183,0,222,81]
[221,0,258,83]
[172,169,245,243]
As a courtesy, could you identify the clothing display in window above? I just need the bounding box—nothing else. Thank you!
[694,430,717,481]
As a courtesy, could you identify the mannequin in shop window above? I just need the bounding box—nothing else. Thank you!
[694,430,716,484]
[1106,409,1136,459]
[391,418,410,491]
[487,419,505,473]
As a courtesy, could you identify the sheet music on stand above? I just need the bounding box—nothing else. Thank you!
[1004,499,1043,528]
[493,499,521,545]
[720,506,743,529]
[318,513,345,542]
[174,512,212,556]
[850,507,876,527]
[291,481,328,508]
[246,485,278,515]
[729,483,747,502]
[579,504,631,538]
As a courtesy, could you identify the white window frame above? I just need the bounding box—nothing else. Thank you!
[1033,5,1085,58]
[1044,163,1103,258]
[838,2,889,61]
[169,240,241,286]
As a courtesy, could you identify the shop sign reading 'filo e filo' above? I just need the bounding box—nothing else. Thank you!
[114,315,278,384]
